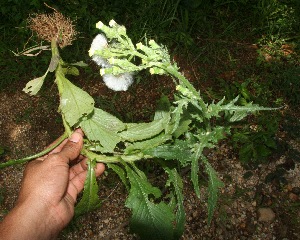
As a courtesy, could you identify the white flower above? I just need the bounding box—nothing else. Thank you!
[90,34,110,68]
[102,72,134,91]
[92,56,111,68]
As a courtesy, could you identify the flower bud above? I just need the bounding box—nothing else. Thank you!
[109,19,117,27]
[96,21,104,29]
[136,42,143,50]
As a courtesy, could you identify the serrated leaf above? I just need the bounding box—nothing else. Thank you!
[229,110,248,122]
[165,168,185,239]
[75,160,101,216]
[202,157,224,224]
[205,97,225,118]
[172,98,189,134]
[57,72,94,127]
[221,97,275,122]
[23,71,48,95]
[125,164,175,240]
[190,126,228,198]
[143,140,193,166]
[80,108,125,153]
[120,118,166,142]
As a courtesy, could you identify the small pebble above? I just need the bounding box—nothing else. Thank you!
[257,208,275,222]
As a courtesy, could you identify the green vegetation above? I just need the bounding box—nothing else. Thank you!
[0,0,299,239]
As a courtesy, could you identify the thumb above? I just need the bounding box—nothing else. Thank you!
[57,131,84,163]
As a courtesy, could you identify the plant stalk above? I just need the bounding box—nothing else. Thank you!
[0,132,68,169]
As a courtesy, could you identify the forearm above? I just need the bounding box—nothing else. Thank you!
[0,199,61,240]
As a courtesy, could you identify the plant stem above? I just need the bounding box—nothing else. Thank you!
[0,132,68,169]
[82,148,151,164]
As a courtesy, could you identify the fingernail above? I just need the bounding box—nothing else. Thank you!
[69,132,81,143]
[74,128,84,136]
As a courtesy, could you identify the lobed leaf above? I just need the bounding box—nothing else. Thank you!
[221,96,275,122]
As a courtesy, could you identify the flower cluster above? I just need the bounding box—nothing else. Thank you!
[90,33,134,91]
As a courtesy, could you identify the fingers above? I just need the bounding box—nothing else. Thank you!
[67,162,105,201]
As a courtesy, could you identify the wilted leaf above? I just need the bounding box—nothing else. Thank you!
[48,54,59,72]
[23,71,48,95]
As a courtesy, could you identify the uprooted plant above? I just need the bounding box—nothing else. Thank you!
[0,12,275,240]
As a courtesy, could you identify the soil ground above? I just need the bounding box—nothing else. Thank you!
[0,47,299,239]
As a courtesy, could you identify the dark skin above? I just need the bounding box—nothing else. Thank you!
[0,129,105,240]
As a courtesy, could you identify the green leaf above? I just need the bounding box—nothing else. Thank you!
[80,108,125,153]
[172,98,189,134]
[125,133,171,154]
[75,159,101,216]
[202,157,224,224]
[143,140,193,166]
[154,95,171,120]
[57,72,94,127]
[70,61,88,67]
[23,71,48,95]
[125,164,175,240]
[120,118,166,142]
[190,126,227,197]
[173,118,191,138]
[62,66,80,76]
[165,168,185,239]
[221,96,275,122]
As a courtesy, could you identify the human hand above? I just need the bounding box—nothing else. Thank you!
[0,129,105,240]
